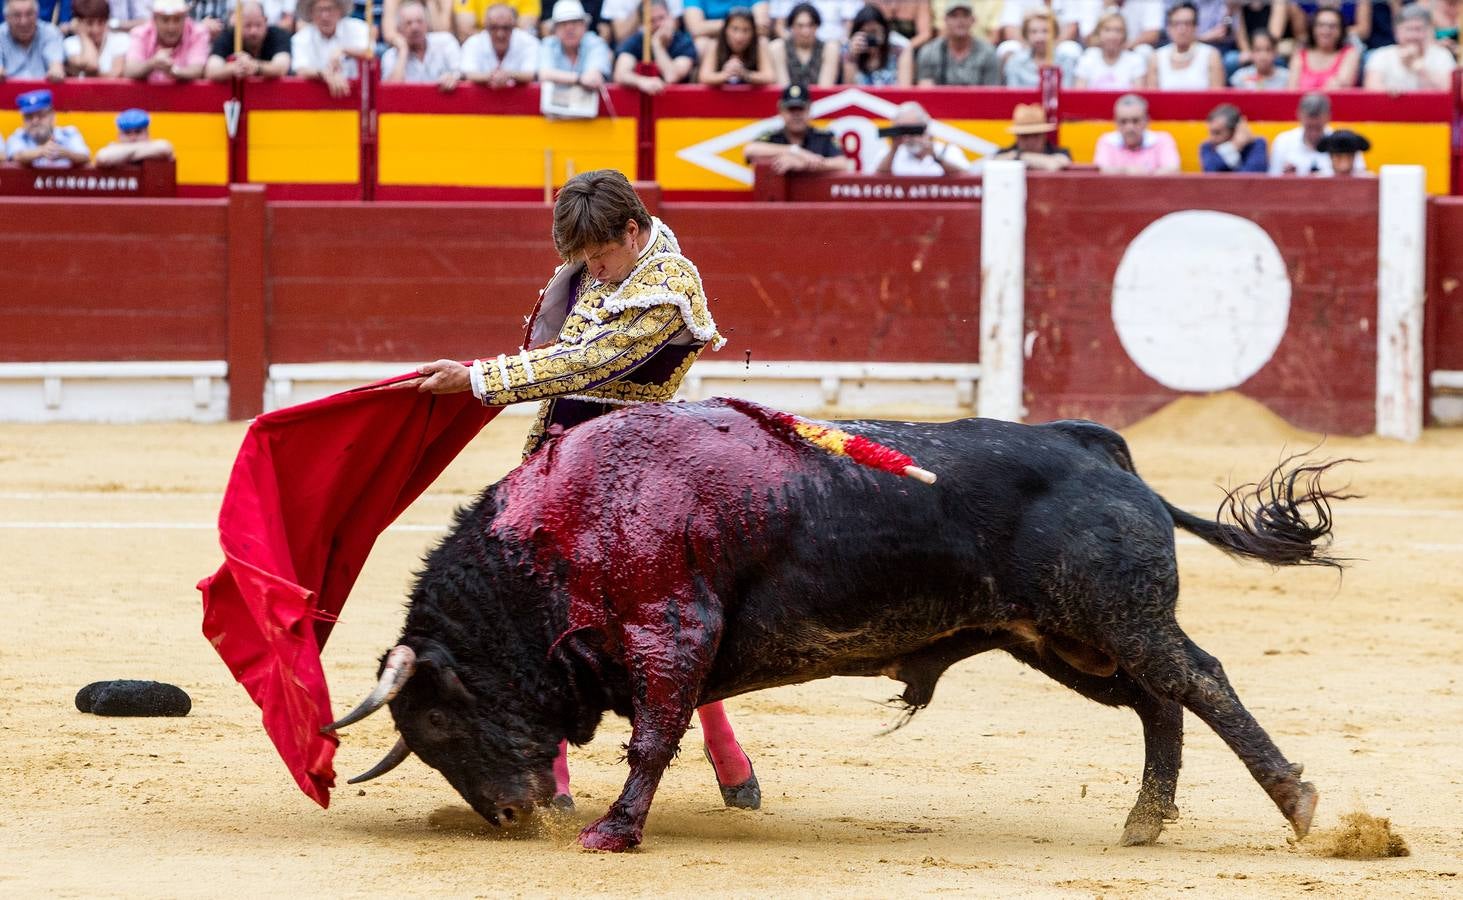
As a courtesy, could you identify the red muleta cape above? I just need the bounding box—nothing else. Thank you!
[197,374,498,805]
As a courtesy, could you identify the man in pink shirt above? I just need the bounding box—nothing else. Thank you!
[1093,94,1181,175]
[123,0,210,83]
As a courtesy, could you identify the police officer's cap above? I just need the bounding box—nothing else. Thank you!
[16,90,53,115]
[117,108,151,132]
[779,83,811,110]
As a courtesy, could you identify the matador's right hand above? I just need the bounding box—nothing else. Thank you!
[414,359,472,394]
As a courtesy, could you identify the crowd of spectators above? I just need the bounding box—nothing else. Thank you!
[0,0,1454,93]
[0,0,1450,177]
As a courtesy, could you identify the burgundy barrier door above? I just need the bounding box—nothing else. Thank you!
[1023,173,1379,435]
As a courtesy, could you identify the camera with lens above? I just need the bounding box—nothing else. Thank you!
[877,123,927,139]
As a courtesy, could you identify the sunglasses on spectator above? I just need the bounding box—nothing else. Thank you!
[486,23,513,30]
[1116,116,1145,124]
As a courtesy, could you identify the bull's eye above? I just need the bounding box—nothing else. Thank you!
[426,709,449,731]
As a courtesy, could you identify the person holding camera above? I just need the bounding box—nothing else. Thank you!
[875,101,968,176]
[842,4,912,85]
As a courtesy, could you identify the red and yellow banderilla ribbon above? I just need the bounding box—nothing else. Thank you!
[724,399,937,485]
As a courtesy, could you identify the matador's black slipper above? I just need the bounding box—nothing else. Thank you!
[703,745,761,810]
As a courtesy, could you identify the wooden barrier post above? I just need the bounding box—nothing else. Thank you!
[227,184,268,420]
[978,160,1026,421]
[1377,165,1427,440]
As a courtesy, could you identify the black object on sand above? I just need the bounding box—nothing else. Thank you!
[75,680,192,717]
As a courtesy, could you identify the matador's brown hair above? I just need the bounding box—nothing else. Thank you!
[552,170,652,261]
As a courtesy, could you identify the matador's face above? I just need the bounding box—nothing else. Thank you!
[581,219,643,285]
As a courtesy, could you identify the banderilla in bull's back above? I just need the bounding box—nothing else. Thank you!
[323,398,1351,853]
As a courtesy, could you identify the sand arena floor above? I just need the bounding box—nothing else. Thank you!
[2,393,1461,898]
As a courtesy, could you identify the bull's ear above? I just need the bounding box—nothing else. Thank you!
[418,656,477,706]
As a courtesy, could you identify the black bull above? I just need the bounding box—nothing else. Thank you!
[325,399,1345,852]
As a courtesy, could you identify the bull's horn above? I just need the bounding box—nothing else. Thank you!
[347,736,413,785]
[320,644,417,733]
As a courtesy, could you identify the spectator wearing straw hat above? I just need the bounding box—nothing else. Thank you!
[989,102,1070,170]
[204,1,292,80]
[124,0,211,82]
[1316,129,1371,177]
[462,2,540,86]
[540,0,613,89]
[0,0,66,81]
[95,107,176,166]
[383,0,463,87]
[65,0,131,78]
[875,101,968,176]
[1199,103,1267,173]
[6,90,90,169]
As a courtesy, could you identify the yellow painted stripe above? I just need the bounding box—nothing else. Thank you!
[378,113,637,187]
[659,114,1451,194]
[1060,120,1450,194]
[0,110,228,186]
[247,110,359,184]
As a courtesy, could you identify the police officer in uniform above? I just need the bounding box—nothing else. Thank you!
[6,90,90,169]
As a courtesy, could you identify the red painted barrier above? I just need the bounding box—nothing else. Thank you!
[0,198,228,362]
[1024,173,1378,435]
[2,181,1459,430]
[1429,197,1463,374]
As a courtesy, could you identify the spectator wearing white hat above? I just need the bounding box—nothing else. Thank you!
[292,0,371,97]
[540,0,612,89]
[124,0,211,82]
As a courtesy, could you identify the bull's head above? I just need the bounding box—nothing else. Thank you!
[322,641,563,826]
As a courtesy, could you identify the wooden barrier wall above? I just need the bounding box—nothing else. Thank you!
[1025,173,1379,434]
[4,184,1463,427]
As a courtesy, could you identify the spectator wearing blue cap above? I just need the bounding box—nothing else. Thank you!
[96,108,176,167]
[0,0,66,82]
[7,90,90,169]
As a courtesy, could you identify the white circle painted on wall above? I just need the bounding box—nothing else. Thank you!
[1112,210,1291,393]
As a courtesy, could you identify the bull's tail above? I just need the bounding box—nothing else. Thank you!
[1164,455,1356,569]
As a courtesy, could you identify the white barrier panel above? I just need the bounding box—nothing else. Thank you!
[1376,165,1427,441]
[0,362,228,423]
[978,160,1026,422]
[267,361,981,418]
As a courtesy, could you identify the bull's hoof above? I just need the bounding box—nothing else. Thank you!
[548,793,575,812]
[1120,813,1164,847]
[1120,796,1171,846]
[1286,781,1319,840]
[578,821,639,853]
[1163,801,1181,822]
